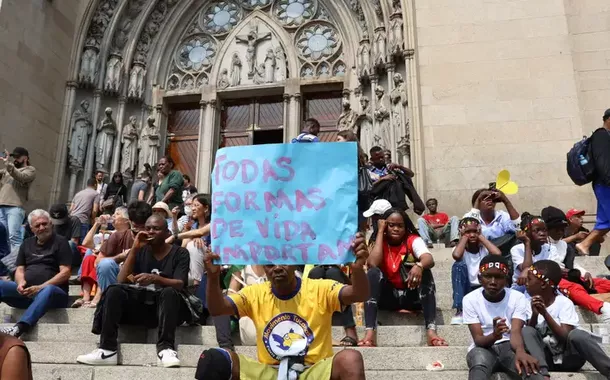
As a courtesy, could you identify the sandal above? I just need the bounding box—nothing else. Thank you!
[83,302,97,309]
[357,339,376,347]
[71,299,85,308]
[338,336,358,347]
[428,336,448,347]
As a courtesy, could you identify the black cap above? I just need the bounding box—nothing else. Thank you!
[604,109,610,122]
[541,206,568,228]
[10,147,29,158]
[195,348,232,380]
[49,204,69,225]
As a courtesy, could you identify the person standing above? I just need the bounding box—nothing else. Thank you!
[94,169,107,209]
[577,109,610,255]
[70,178,100,240]
[129,172,151,203]
[291,118,321,143]
[101,172,127,213]
[155,157,183,210]
[181,175,197,201]
[0,148,36,251]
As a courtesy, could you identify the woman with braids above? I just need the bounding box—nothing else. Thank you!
[510,213,560,293]
[451,217,501,325]
[358,208,447,347]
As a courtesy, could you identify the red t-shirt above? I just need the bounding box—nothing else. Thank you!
[382,235,419,290]
[423,213,449,226]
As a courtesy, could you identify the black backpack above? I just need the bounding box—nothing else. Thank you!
[566,131,597,186]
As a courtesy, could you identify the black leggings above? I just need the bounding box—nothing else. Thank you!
[364,267,437,330]
[308,266,356,329]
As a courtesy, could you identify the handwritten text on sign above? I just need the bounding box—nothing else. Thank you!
[211,142,358,265]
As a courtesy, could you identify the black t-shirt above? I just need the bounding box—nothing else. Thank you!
[133,245,190,288]
[53,217,82,241]
[591,128,610,186]
[16,234,72,293]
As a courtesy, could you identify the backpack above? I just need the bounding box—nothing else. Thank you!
[566,132,597,186]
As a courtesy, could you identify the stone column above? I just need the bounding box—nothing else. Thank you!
[386,63,397,161]
[51,81,77,203]
[404,49,424,195]
[282,93,291,143]
[195,99,207,187]
[289,93,302,139]
[154,104,165,155]
[82,89,103,189]
[110,96,127,174]
[370,75,379,143]
[197,99,218,193]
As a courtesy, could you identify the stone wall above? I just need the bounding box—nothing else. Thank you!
[415,0,596,217]
[0,0,79,210]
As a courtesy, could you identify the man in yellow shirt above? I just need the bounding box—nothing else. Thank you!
[196,232,370,380]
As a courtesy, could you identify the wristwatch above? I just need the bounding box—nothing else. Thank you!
[416,262,424,270]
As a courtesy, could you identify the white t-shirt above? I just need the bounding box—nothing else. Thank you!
[548,238,588,276]
[463,287,528,351]
[511,243,559,284]
[454,245,489,286]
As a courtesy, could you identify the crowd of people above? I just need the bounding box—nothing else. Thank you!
[0,112,607,379]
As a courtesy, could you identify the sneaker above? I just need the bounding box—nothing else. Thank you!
[76,349,118,366]
[450,313,463,325]
[0,325,22,338]
[157,348,180,368]
[600,303,610,324]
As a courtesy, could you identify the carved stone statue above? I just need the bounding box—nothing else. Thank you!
[373,27,387,67]
[356,96,374,154]
[120,116,139,177]
[275,46,286,81]
[253,63,266,84]
[337,98,357,132]
[68,100,93,171]
[94,108,117,172]
[128,63,146,99]
[230,52,242,86]
[389,14,404,57]
[105,54,123,92]
[264,48,276,83]
[218,68,230,90]
[138,115,160,171]
[391,73,408,151]
[357,38,371,78]
[374,85,391,149]
[235,22,271,78]
[79,39,99,86]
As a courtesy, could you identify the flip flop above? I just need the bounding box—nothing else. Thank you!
[357,339,376,347]
[71,299,85,308]
[428,336,448,347]
[338,336,358,347]
[398,309,420,315]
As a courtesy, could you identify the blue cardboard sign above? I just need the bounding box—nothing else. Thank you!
[210,142,358,265]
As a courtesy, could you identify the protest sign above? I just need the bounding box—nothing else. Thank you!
[210,142,358,265]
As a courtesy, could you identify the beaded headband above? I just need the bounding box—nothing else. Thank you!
[523,217,545,232]
[479,262,508,274]
[529,265,555,287]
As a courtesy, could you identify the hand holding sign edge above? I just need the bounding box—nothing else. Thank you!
[203,248,222,277]
[350,232,369,270]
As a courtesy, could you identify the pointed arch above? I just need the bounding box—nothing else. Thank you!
[67,0,101,81]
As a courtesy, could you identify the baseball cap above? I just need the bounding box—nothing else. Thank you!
[566,208,585,220]
[363,199,392,218]
[49,204,69,225]
[541,206,568,228]
[603,108,610,122]
[10,147,29,158]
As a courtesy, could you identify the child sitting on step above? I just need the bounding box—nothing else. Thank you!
[522,260,610,378]
[464,255,541,379]
[451,217,501,325]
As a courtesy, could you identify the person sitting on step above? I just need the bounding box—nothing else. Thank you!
[359,208,448,347]
[522,260,610,379]
[464,255,541,380]
[76,214,193,368]
[418,198,460,248]
[0,331,33,380]
[0,210,71,338]
[564,208,602,256]
[451,217,501,325]
[510,213,560,293]
[194,233,370,380]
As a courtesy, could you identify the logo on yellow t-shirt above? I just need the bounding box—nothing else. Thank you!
[262,312,314,361]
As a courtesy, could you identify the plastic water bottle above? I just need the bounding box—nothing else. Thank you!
[579,154,588,166]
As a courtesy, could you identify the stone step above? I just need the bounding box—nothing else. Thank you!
[26,342,605,371]
[30,364,608,380]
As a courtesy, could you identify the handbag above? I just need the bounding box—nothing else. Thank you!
[101,187,124,209]
[358,166,373,203]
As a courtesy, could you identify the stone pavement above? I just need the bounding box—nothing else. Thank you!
[17,248,610,379]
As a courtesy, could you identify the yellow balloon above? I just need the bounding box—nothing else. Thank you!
[496,170,519,195]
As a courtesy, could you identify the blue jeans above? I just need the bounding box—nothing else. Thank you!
[451,260,477,311]
[417,216,459,245]
[79,224,90,245]
[96,258,119,292]
[0,280,68,326]
[0,206,25,251]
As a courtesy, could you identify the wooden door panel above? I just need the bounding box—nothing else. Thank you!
[168,109,200,135]
[167,106,200,182]
[167,137,198,182]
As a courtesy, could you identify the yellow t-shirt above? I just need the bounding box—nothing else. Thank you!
[228,277,345,366]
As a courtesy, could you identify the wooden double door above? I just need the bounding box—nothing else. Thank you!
[166,105,199,181]
[220,97,284,148]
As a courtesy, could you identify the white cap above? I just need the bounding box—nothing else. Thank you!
[362,199,392,218]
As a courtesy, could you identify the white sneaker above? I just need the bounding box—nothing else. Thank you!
[157,349,180,368]
[450,313,464,325]
[76,349,118,366]
[600,302,610,323]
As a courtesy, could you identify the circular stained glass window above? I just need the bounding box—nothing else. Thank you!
[177,36,216,72]
[202,2,240,35]
[296,23,340,61]
[274,0,315,27]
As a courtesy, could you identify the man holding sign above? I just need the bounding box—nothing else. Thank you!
[196,232,369,380]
